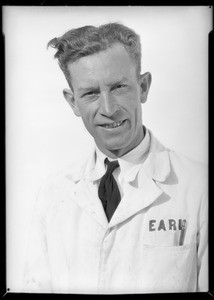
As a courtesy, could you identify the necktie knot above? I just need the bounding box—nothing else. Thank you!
[104,158,119,174]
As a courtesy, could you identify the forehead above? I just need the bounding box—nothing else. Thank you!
[67,44,137,89]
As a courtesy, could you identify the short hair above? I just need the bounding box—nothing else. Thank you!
[47,23,142,85]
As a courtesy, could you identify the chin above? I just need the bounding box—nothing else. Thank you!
[104,143,131,155]
[102,139,126,149]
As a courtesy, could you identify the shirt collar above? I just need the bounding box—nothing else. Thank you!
[82,127,171,183]
[85,126,151,182]
[117,127,150,182]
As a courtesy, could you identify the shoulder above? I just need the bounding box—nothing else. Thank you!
[168,149,207,181]
[166,149,208,203]
[148,130,207,186]
[35,152,93,217]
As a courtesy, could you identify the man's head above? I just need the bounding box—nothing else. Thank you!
[48,23,152,158]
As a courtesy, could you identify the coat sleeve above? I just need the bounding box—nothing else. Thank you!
[22,184,53,293]
[197,184,208,292]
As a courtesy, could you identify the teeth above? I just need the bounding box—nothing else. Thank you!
[103,120,123,129]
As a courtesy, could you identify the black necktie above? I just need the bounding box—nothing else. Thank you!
[98,158,121,222]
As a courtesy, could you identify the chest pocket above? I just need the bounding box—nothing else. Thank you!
[139,243,197,293]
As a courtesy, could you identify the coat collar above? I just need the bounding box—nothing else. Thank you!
[141,131,171,183]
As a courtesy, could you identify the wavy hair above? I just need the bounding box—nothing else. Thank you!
[47,23,142,84]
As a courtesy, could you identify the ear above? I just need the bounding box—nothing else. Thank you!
[63,88,81,117]
[139,72,152,104]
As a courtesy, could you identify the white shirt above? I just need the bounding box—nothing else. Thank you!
[94,126,150,198]
[23,128,208,294]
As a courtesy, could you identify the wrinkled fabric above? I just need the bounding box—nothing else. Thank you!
[98,159,121,221]
[23,129,208,294]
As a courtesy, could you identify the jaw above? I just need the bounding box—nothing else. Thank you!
[94,125,144,159]
[96,143,127,159]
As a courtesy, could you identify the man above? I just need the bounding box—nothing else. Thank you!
[24,23,208,294]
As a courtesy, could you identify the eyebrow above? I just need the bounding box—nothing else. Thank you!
[77,77,129,94]
[105,76,129,87]
[78,86,99,94]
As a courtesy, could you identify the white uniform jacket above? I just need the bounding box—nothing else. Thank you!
[23,131,208,294]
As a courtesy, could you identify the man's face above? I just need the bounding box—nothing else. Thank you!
[64,44,151,157]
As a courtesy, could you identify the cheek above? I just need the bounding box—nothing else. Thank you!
[123,92,141,115]
[78,103,97,125]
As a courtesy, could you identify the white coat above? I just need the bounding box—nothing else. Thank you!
[23,130,208,294]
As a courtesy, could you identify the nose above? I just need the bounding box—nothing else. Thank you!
[99,90,119,117]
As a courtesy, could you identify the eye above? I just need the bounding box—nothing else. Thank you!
[111,84,127,92]
[82,90,99,98]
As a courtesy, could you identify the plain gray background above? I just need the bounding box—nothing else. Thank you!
[4,6,211,292]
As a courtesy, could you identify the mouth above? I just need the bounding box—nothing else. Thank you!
[100,120,126,129]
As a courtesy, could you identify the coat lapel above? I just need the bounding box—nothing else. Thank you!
[64,147,109,229]
[109,171,164,227]
[65,177,108,230]
[109,133,172,227]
